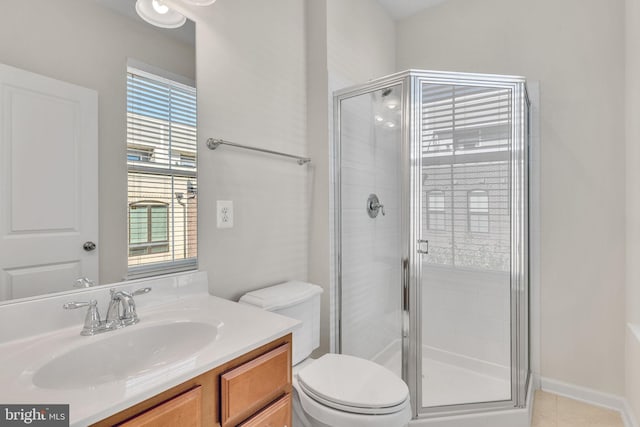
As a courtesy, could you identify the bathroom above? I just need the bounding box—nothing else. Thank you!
[0,0,639,426]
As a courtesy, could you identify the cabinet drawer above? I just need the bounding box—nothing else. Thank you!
[238,394,291,427]
[221,344,291,426]
[117,386,202,427]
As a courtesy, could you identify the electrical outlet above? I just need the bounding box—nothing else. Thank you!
[217,200,233,228]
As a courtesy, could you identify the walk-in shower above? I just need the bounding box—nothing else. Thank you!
[333,70,529,420]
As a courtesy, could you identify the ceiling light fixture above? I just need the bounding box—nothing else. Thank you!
[182,0,217,5]
[152,0,169,14]
[135,0,187,29]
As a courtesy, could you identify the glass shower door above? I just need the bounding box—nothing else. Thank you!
[416,82,521,409]
[336,82,404,378]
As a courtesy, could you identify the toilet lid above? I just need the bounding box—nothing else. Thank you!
[296,354,409,415]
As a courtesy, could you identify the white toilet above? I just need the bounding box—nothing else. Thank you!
[240,281,412,427]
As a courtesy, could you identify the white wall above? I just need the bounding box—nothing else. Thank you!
[326,0,396,86]
[305,0,332,355]
[627,327,640,423]
[397,0,626,395]
[626,0,640,420]
[182,0,309,302]
[0,0,195,286]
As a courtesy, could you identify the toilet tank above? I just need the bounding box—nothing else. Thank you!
[239,281,323,365]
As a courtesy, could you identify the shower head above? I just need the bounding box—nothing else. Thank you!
[382,88,392,97]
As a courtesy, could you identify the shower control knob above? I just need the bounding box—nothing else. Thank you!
[83,241,97,251]
[367,194,386,218]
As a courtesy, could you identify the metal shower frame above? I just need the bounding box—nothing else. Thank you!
[332,69,530,419]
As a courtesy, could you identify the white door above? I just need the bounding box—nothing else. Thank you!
[0,63,98,301]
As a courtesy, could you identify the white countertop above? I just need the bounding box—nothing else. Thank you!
[0,272,300,426]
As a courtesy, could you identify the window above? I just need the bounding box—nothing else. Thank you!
[178,153,196,168]
[129,201,169,256]
[468,190,489,233]
[127,147,152,163]
[421,85,511,272]
[127,67,197,276]
[427,190,446,231]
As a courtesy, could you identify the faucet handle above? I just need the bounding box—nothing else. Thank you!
[64,300,103,336]
[74,277,96,288]
[63,301,94,310]
[122,287,151,325]
[132,287,152,296]
[108,287,151,298]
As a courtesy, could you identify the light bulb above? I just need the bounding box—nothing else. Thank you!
[152,0,169,14]
[136,0,186,28]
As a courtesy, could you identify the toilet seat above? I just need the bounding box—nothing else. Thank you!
[294,381,412,427]
[296,353,410,415]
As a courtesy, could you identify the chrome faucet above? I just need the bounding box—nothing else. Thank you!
[74,277,96,288]
[106,287,152,328]
[64,287,152,336]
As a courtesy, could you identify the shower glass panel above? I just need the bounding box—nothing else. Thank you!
[336,83,404,378]
[334,70,529,419]
[419,84,513,408]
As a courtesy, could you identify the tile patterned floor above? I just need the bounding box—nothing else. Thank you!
[532,390,624,427]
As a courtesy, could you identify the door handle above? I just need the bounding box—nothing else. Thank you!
[83,241,97,251]
[402,257,409,339]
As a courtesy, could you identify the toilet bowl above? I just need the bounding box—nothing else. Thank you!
[240,281,411,427]
[292,355,411,427]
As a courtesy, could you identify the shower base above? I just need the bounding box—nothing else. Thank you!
[377,343,511,407]
[374,343,532,426]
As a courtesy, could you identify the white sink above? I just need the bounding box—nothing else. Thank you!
[32,321,219,390]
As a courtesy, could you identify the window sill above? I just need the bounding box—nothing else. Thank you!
[127,258,197,281]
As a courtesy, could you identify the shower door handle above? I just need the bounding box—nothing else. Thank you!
[417,239,429,254]
[401,258,409,339]
[402,258,410,311]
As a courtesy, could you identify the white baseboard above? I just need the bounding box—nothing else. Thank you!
[540,377,638,427]
[623,400,640,427]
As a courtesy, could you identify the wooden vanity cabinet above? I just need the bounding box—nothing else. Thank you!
[91,334,292,427]
[238,394,291,427]
[220,344,291,426]
[118,387,203,427]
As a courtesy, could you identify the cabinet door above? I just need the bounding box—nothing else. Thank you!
[221,344,291,426]
[117,386,202,427]
[238,394,291,427]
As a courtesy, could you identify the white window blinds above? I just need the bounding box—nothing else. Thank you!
[127,67,197,277]
[420,84,511,272]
